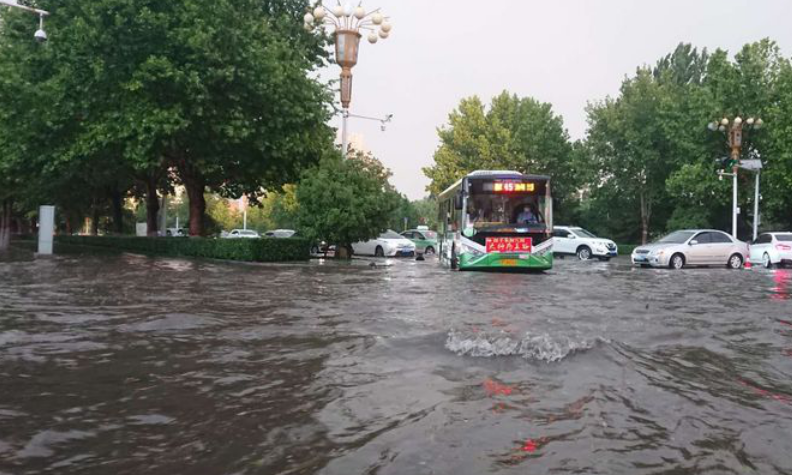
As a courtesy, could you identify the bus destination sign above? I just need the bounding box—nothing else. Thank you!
[486,237,532,253]
[490,181,535,193]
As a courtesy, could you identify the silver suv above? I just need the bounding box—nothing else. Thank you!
[631,229,748,270]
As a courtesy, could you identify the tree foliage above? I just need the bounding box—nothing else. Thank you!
[296,151,399,254]
[584,40,792,243]
[0,0,333,243]
[423,92,579,212]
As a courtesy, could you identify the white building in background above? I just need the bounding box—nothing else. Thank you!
[335,130,370,156]
[348,134,370,154]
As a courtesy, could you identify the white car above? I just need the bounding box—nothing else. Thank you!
[749,232,792,268]
[224,229,260,239]
[552,226,618,260]
[353,230,416,257]
[164,228,188,237]
[264,229,296,238]
[631,229,748,270]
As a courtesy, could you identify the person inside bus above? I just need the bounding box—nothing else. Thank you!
[516,203,541,224]
[467,201,490,226]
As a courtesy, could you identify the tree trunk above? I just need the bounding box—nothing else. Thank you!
[111,188,124,234]
[0,198,11,251]
[91,204,100,236]
[335,244,352,259]
[170,151,207,237]
[639,192,652,245]
[185,182,205,237]
[179,165,206,237]
[145,178,160,237]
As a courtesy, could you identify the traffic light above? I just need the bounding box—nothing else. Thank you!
[714,157,737,171]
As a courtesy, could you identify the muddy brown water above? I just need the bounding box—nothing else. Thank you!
[1,249,791,474]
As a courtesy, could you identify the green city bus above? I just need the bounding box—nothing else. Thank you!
[437,170,553,271]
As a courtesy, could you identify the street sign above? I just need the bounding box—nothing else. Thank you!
[740,159,763,170]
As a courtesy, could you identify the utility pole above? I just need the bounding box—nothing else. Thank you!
[709,116,764,239]
[740,159,763,241]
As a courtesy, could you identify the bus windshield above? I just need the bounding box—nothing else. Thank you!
[467,194,546,228]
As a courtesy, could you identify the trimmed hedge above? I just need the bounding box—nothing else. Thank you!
[55,235,310,262]
[618,244,640,255]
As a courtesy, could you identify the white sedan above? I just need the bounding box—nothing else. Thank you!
[264,229,296,238]
[749,232,792,268]
[353,230,416,257]
[223,229,260,239]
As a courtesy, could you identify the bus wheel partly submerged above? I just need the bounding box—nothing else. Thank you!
[451,244,458,270]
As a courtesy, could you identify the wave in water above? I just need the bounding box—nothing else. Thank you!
[445,329,597,363]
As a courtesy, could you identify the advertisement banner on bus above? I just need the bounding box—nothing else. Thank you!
[485,237,532,253]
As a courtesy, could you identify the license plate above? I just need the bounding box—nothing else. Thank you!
[500,259,518,266]
[634,257,647,262]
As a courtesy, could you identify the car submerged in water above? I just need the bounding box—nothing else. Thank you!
[749,232,792,268]
[400,228,438,255]
[353,230,416,258]
[631,229,748,270]
[552,226,618,261]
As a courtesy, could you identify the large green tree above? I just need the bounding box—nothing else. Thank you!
[0,0,334,241]
[659,40,792,235]
[586,44,722,243]
[296,151,399,257]
[423,92,579,217]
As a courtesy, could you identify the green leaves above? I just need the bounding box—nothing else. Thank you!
[0,0,334,235]
[296,151,399,249]
[424,92,577,208]
[585,40,792,241]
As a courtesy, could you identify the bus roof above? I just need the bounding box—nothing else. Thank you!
[438,170,551,199]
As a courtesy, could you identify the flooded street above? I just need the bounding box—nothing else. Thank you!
[1,251,792,474]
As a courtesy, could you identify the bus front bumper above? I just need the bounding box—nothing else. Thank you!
[458,252,553,271]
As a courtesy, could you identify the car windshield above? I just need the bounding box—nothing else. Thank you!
[572,228,597,238]
[380,230,403,239]
[657,231,695,244]
[777,235,792,242]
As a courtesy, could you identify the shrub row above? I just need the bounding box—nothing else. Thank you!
[55,235,310,262]
[617,244,640,255]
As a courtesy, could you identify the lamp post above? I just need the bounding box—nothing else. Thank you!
[1,0,51,254]
[303,2,392,158]
[0,0,49,41]
[708,116,763,239]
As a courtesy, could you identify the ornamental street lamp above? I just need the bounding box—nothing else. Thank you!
[303,2,392,158]
[708,116,764,239]
[0,0,49,42]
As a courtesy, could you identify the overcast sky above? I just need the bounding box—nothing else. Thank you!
[323,0,792,200]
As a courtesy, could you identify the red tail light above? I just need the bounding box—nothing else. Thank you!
[776,244,792,251]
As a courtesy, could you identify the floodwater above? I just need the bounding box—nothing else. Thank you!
[1,249,791,474]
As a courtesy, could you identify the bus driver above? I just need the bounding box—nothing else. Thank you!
[516,204,540,224]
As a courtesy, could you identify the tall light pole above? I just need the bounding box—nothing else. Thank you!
[0,0,49,41]
[1,0,51,254]
[708,116,763,239]
[303,2,392,158]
